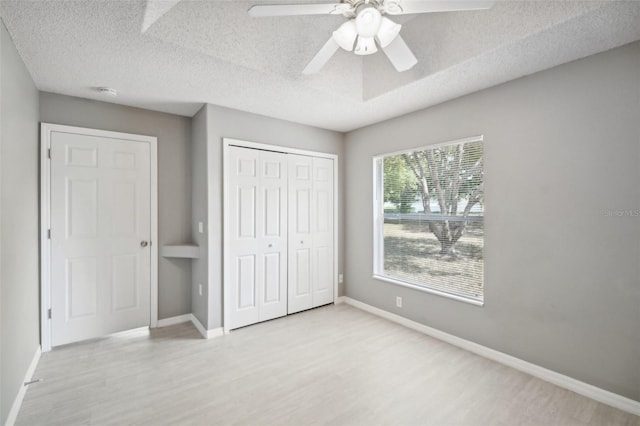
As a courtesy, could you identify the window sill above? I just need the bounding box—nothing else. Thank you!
[372,274,484,307]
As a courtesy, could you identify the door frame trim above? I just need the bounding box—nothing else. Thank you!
[40,123,159,352]
[222,138,339,334]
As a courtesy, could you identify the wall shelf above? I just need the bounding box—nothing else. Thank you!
[161,244,199,259]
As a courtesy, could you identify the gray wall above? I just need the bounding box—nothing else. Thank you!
[0,20,40,424]
[191,106,208,327]
[194,104,345,329]
[39,92,193,320]
[344,41,640,401]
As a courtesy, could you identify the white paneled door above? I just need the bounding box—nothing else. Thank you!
[310,156,335,307]
[288,155,334,314]
[227,146,288,329]
[50,131,151,347]
[287,155,313,314]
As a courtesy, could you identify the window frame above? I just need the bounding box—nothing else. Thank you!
[372,135,485,306]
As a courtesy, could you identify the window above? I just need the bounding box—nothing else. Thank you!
[373,136,484,304]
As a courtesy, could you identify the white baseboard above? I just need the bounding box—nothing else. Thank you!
[5,346,41,426]
[335,296,346,304]
[204,327,224,339]
[156,313,223,340]
[190,314,208,338]
[189,314,224,339]
[157,314,193,328]
[342,297,640,417]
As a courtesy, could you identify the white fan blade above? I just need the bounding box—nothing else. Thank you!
[302,38,340,74]
[249,3,348,17]
[385,0,495,15]
[141,0,182,33]
[382,34,418,72]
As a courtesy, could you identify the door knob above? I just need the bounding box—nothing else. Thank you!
[140,241,149,247]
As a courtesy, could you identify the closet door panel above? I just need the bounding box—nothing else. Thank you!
[294,248,311,294]
[228,147,261,328]
[312,157,334,307]
[288,155,313,314]
[258,151,288,321]
[236,255,257,309]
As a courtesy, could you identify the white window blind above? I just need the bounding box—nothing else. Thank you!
[373,136,484,303]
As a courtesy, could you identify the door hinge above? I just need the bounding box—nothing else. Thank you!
[47,308,52,319]
[47,148,51,159]
[47,229,51,239]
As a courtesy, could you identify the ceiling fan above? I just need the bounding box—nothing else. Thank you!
[248,0,496,74]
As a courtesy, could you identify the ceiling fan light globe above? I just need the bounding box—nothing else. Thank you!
[355,7,382,37]
[376,17,401,48]
[354,36,377,55]
[332,20,358,51]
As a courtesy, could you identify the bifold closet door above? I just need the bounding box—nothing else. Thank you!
[288,155,334,314]
[227,147,288,329]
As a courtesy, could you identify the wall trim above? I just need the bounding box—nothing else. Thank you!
[190,314,208,338]
[5,346,41,426]
[204,327,225,339]
[157,314,193,328]
[159,313,224,340]
[189,314,224,339]
[342,297,640,417]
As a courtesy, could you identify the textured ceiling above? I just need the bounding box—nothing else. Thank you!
[1,0,639,132]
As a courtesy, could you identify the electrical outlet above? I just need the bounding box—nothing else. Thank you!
[199,283,203,296]
[198,222,204,233]
[396,296,402,308]
[338,274,344,284]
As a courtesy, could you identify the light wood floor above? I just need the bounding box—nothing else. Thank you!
[17,304,640,426]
